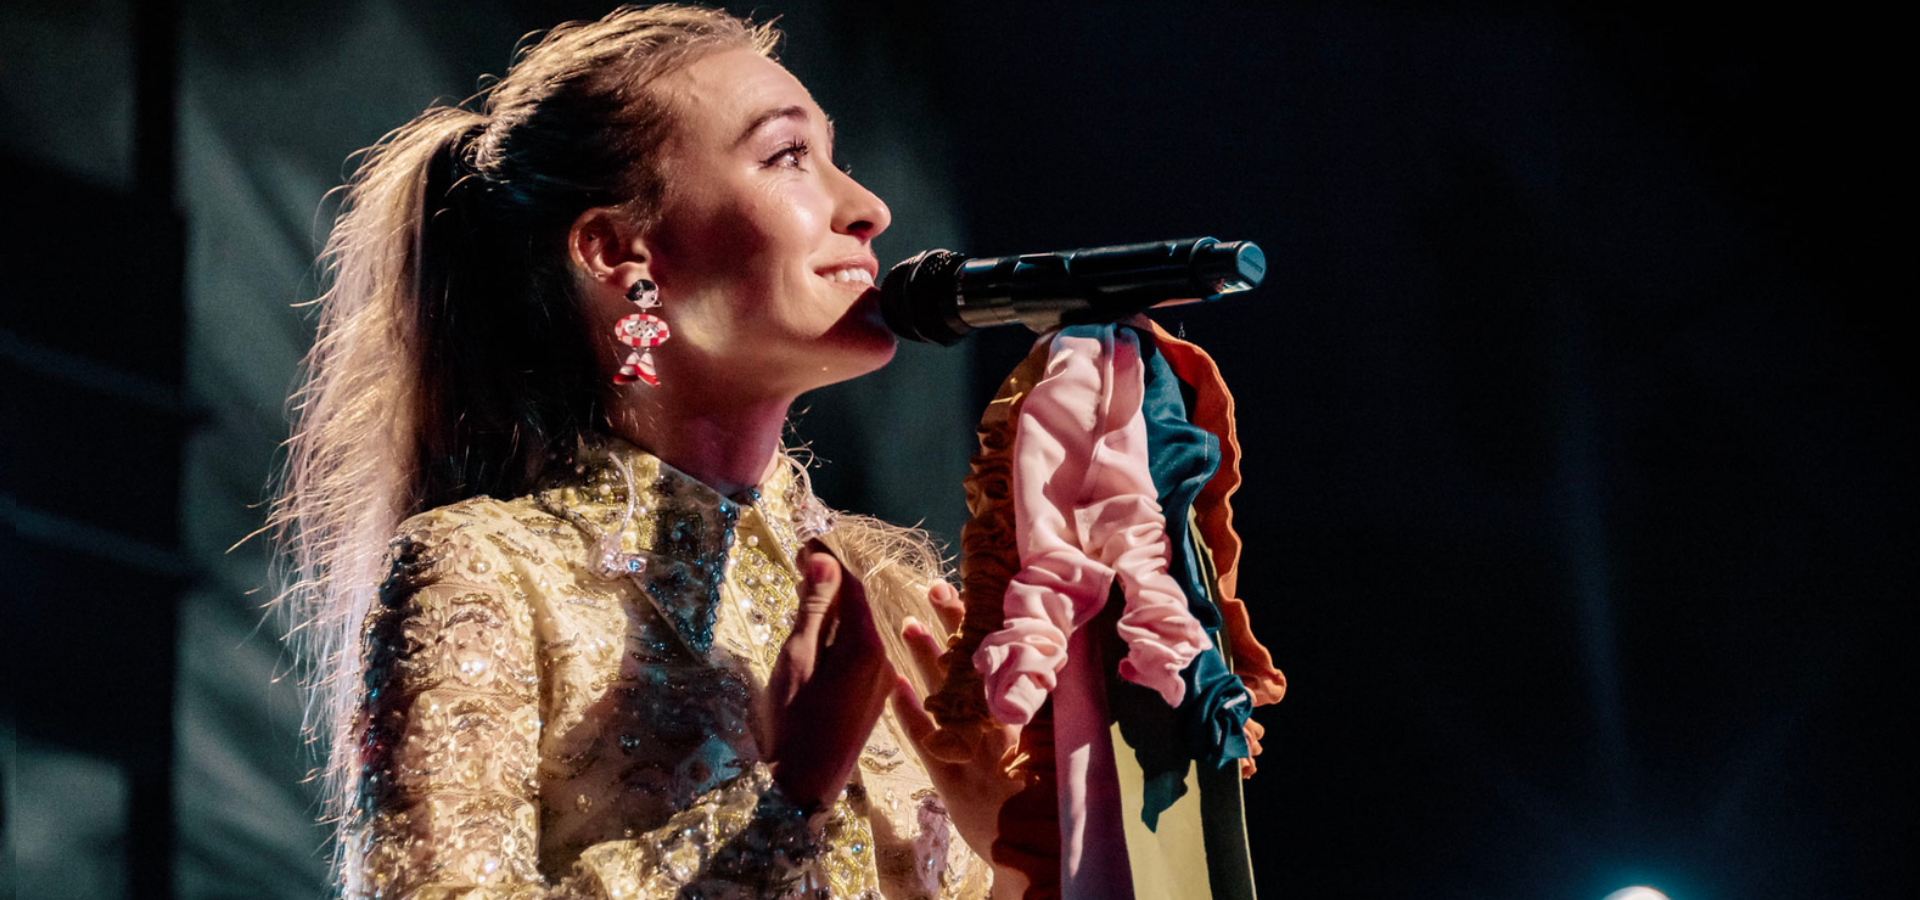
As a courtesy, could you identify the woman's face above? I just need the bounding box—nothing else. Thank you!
[641,49,895,400]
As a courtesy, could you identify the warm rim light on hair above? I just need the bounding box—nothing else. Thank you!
[271,5,779,889]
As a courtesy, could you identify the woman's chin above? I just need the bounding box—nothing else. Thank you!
[829,326,899,382]
[826,291,900,369]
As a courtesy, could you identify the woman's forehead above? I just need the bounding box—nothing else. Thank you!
[663,49,825,145]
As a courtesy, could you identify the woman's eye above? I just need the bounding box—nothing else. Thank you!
[767,141,810,169]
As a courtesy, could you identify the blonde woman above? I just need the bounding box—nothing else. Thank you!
[274,6,1019,897]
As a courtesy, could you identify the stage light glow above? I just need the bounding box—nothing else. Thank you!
[1602,888,1671,900]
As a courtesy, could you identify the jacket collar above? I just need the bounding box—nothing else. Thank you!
[533,435,809,657]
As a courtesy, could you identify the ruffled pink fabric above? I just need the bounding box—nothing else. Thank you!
[973,329,1212,726]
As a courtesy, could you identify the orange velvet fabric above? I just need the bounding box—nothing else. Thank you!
[1142,320,1287,707]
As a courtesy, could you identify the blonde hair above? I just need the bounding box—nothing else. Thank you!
[271,4,781,876]
[821,510,955,700]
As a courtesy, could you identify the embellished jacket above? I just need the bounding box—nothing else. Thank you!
[350,438,992,899]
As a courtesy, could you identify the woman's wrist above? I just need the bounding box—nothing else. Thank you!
[690,763,829,891]
[767,750,863,814]
[749,776,827,856]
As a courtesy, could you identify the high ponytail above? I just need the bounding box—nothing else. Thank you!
[269,5,780,877]
[272,105,490,852]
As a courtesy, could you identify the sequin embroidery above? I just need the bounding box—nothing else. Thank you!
[349,437,988,898]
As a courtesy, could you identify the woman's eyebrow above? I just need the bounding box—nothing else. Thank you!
[735,105,808,146]
[734,105,837,152]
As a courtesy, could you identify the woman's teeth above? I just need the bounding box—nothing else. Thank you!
[822,268,873,285]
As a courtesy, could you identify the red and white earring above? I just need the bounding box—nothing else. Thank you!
[612,278,670,386]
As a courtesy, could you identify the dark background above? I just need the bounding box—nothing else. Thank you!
[924,5,1912,899]
[2,1,1908,898]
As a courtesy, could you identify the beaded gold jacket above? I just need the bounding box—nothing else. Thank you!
[349,439,992,899]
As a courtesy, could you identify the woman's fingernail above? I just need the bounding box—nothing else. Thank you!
[808,555,834,582]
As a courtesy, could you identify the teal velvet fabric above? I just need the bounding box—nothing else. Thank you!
[1101,327,1253,830]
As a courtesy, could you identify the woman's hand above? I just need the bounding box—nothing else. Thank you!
[890,582,1027,863]
[763,544,895,811]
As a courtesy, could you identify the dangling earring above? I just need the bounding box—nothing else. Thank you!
[612,278,670,386]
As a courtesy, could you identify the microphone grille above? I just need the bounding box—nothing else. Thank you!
[880,249,970,344]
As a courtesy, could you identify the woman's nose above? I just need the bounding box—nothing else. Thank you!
[833,168,891,241]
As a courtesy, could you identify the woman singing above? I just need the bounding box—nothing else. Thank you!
[273,6,1019,896]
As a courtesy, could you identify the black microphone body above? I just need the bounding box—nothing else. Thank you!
[880,236,1265,345]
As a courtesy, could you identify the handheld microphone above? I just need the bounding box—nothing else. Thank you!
[878,236,1265,345]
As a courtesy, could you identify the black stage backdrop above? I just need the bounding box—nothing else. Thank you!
[934,5,1910,898]
[1,2,1908,898]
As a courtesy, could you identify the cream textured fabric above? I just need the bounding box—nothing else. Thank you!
[348,438,991,899]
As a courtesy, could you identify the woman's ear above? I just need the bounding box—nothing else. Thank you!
[568,207,653,292]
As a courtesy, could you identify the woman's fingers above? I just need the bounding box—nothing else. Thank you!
[774,548,840,713]
[890,674,938,744]
[829,556,876,647]
[792,548,840,645]
[798,541,888,704]
[928,581,964,636]
[770,545,894,809]
[902,616,946,691]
